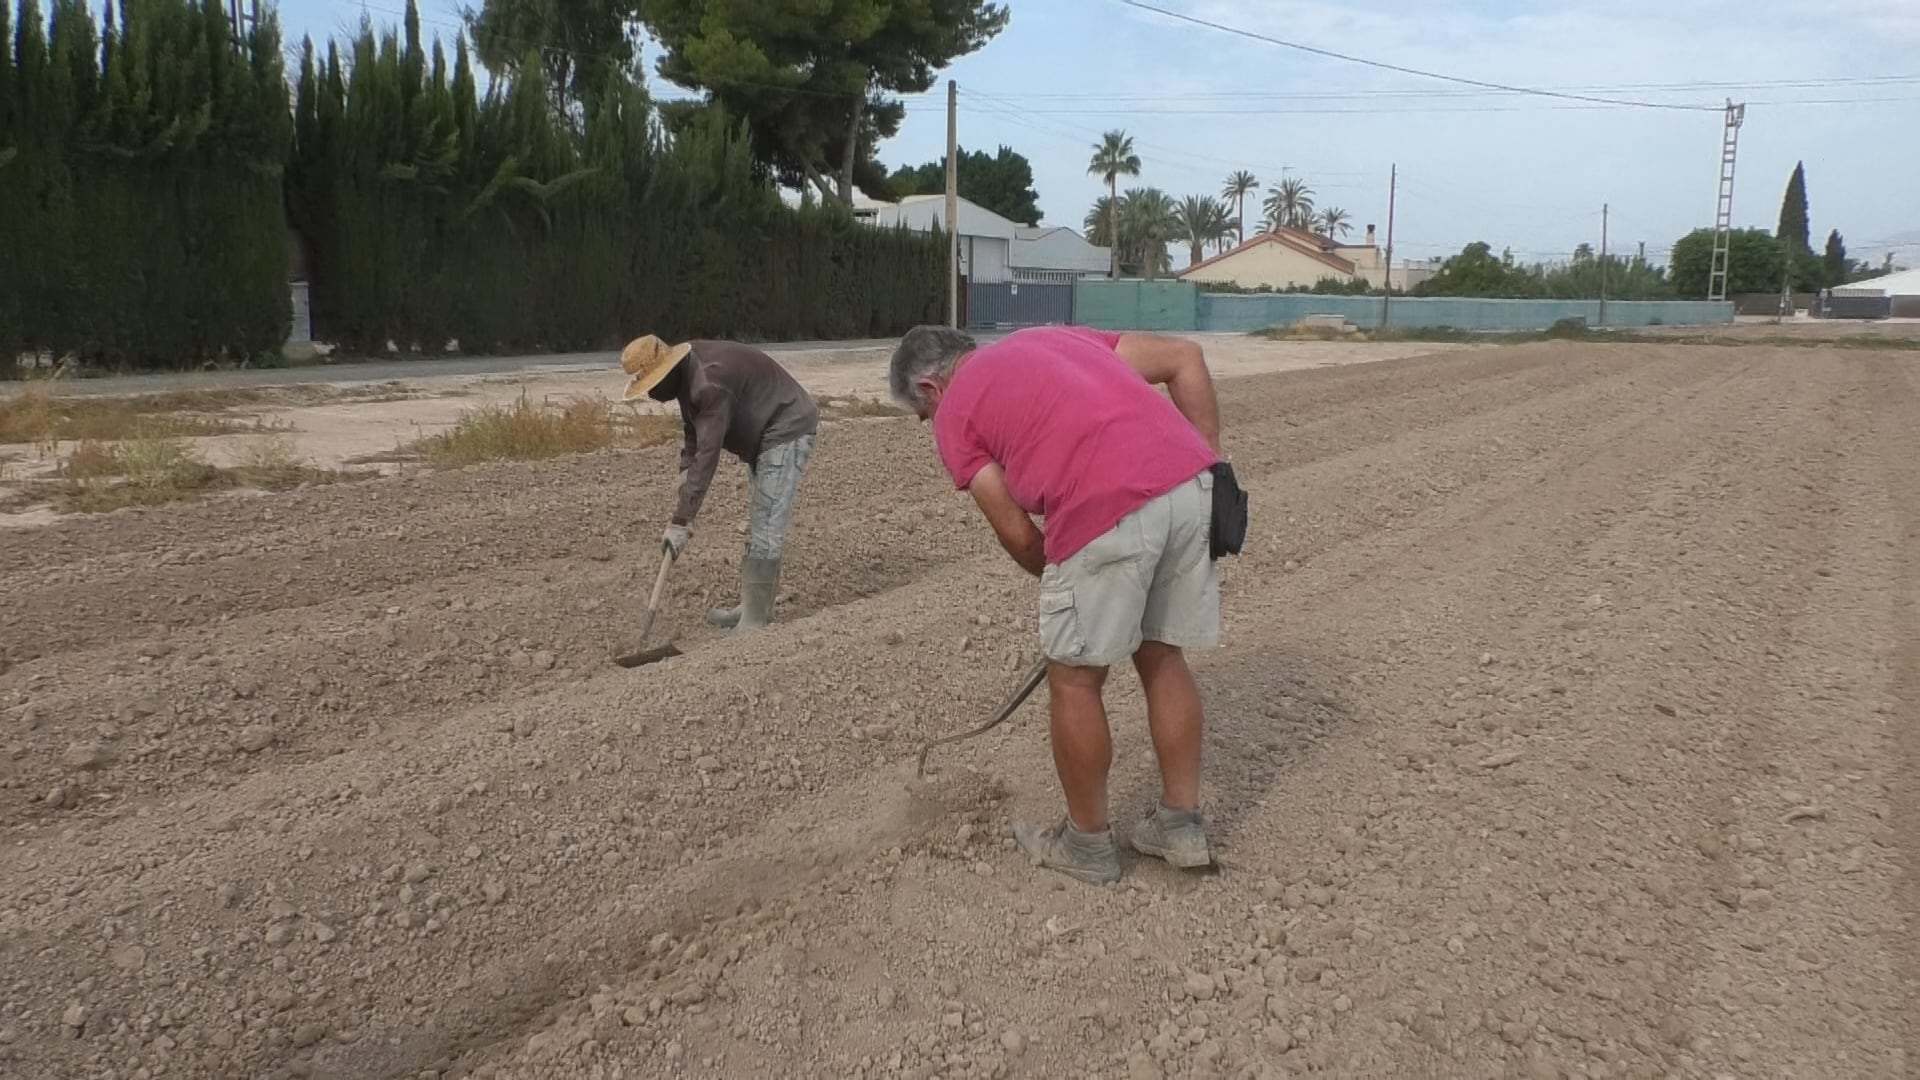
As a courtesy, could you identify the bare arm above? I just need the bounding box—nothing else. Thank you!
[1113,332,1221,454]
[967,464,1046,577]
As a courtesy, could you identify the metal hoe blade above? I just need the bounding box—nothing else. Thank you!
[613,550,680,669]
[915,659,1048,778]
[613,642,683,668]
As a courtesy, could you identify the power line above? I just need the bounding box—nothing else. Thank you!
[1112,0,1721,113]
[978,95,1920,117]
[960,88,1379,189]
[939,74,1920,102]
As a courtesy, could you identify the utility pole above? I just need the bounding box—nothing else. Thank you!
[1381,164,1397,330]
[1598,203,1609,326]
[1776,247,1793,323]
[945,79,959,329]
[1707,100,1746,302]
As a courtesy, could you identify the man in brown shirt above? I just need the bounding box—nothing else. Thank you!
[621,336,820,633]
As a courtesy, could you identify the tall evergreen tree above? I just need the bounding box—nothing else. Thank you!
[1,0,290,370]
[0,0,16,360]
[1822,230,1847,287]
[4,0,942,373]
[1776,162,1810,253]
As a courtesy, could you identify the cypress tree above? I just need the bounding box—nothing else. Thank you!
[1776,162,1810,253]
[0,0,17,367]
[1822,230,1847,288]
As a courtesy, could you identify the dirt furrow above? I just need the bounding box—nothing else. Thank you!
[1,342,1913,1080]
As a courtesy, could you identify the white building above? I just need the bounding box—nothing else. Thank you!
[854,195,1109,284]
[1011,226,1110,282]
[1830,267,1920,300]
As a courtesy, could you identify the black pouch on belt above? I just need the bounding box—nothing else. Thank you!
[1207,461,1248,559]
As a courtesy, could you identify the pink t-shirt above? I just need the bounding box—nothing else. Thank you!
[933,325,1219,565]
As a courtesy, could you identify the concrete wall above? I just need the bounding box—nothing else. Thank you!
[1073,280,1736,333]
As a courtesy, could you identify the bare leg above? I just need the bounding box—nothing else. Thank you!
[1132,641,1204,811]
[1045,662,1113,832]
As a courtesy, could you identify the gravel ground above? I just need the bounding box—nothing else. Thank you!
[1,340,1915,1080]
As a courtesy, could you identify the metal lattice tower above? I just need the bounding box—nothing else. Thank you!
[1707,100,1746,302]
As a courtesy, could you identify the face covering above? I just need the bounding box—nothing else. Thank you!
[647,358,689,402]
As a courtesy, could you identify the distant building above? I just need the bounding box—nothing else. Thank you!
[1181,225,1419,291]
[853,195,1109,284]
[1829,267,1920,318]
[1011,226,1110,282]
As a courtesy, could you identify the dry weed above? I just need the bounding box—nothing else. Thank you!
[60,439,119,480]
[816,395,906,420]
[0,383,278,446]
[50,428,365,512]
[414,393,677,466]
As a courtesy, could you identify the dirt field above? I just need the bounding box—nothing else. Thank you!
[2,338,1917,1079]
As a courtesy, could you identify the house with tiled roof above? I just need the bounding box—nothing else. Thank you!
[1179,225,1388,291]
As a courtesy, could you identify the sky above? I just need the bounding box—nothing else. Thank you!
[271,0,1920,270]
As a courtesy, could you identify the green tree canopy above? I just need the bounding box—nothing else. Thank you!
[888,144,1040,225]
[467,0,637,114]
[640,0,1007,205]
[1669,228,1785,297]
[1410,242,1531,297]
[1406,241,1671,300]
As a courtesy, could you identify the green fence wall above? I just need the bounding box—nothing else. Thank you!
[1071,280,1738,333]
[1071,281,1201,332]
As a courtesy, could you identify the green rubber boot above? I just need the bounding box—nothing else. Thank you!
[732,556,781,634]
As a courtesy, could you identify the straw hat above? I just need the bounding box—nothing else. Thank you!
[619,335,693,401]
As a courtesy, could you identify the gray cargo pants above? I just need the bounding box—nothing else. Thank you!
[745,433,816,560]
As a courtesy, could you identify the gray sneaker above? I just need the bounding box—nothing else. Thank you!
[1012,818,1122,885]
[1129,806,1213,868]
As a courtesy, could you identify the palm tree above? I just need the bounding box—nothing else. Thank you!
[1088,130,1142,278]
[1174,195,1234,268]
[1317,206,1352,240]
[1262,177,1316,232]
[1205,199,1236,255]
[1118,188,1178,280]
[1221,170,1258,246]
[1083,197,1118,248]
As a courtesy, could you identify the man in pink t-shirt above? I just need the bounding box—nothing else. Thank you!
[889,322,1226,885]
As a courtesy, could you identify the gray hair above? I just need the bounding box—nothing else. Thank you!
[889,325,977,412]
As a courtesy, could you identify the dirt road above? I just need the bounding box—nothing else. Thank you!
[2,341,1915,1079]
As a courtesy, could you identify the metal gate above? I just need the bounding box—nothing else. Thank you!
[965,280,1075,329]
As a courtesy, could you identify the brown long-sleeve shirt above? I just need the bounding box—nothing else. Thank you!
[671,341,820,525]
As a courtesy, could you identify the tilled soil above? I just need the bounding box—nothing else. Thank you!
[2,342,1916,1080]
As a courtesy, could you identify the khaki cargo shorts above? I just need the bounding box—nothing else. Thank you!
[1038,470,1221,668]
